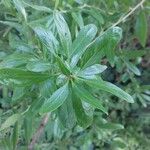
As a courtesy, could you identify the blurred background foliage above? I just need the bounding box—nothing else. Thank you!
[0,0,150,150]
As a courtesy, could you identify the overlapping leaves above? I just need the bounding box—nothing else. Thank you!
[0,9,134,129]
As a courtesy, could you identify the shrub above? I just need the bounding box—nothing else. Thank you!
[0,0,149,149]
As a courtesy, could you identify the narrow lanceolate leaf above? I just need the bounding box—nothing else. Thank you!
[135,11,148,47]
[70,24,97,67]
[0,21,23,32]
[120,50,146,59]
[24,117,33,144]
[0,53,34,68]
[83,78,134,103]
[56,56,71,75]
[39,79,54,98]
[33,26,58,54]
[81,27,122,67]
[57,92,76,129]
[72,91,92,128]
[13,0,27,21]
[86,8,104,25]
[73,83,107,114]
[26,60,52,72]
[125,61,141,76]
[54,12,72,56]
[23,1,52,13]
[100,27,122,66]
[141,94,150,102]
[0,68,50,82]
[0,114,21,131]
[99,122,124,130]
[81,50,104,69]
[112,138,126,149]
[11,122,19,150]
[78,64,107,77]
[40,83,69,113]
[71,12,84,28]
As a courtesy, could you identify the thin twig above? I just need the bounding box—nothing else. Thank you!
[28,113,50,150]
[111,0,146,27]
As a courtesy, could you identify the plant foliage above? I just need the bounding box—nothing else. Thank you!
[0,0,149,149]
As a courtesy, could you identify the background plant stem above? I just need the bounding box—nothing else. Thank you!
[28,113,50,150]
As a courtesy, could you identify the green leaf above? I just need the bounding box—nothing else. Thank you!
[26,60,52,72]
[39,79,55,98]
[137,94,147,107]
[82,27,122,67]
[0,114,21,131]
[0,21,23,32]
[2,0,12,8]
[23,1,52,13]
[13,0,27,21]
[24,117,33,145]
[73,82,107,114]
[53,119,64,139]
[33,26,58,55]
[26,98,44,117]
[102,27,122,66]
[40,83,69,113]
[8,33,35,53]
[57,91,76,129]
[12,87,26,103]
[83,78,134,103]
[0,53,34,68]
[28,16,52,27]
[120,50,146,59]
[81,50,104,69]
[54,12,72,56]
[125,61,141,76]
[70,24,97,67]
[112,137,126,149]
[141,85,150,91]
[11,122,19,150]
[0,68,50,82]
[78,64,107,77]
[99,122,124,130]
[56,56,71,75]
[141,94,150,102]
[72,91,92,128]
[86,8,104,25]
[135,11,148,47]
[71,12,84,28]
